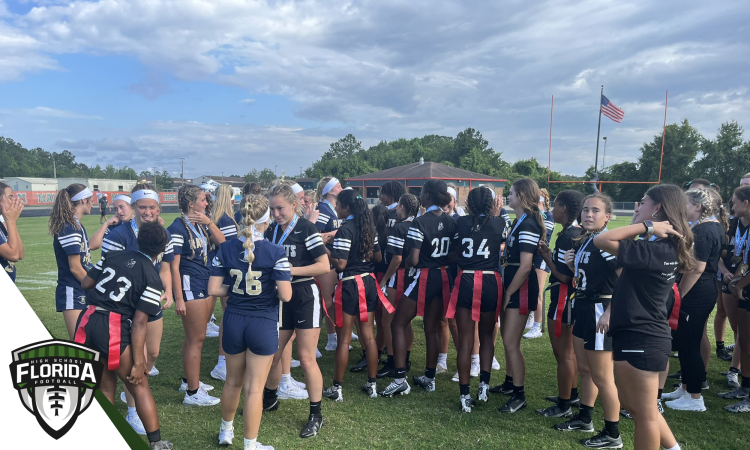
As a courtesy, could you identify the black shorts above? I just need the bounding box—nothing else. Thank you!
[75,310,131,363]
[404,267,453,305]
[572,299,612,351]
[612,330,671,372]
[100,208,107,217]
[385,268,415,306]
[546,284,573,324]
[502,266,539,312]
[339,274,380,317]
[454,271,501,314]
[280,280,321,330]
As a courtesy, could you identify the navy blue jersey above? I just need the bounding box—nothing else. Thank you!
[404,211,457,269]
[542,212,555,246]
[87,251,163,318]
[217,213,239,241]
[168,217,213,279]
[315,200,340,251]
[331,219,382,278]
[211,238,291,320]
[455,216,506,271]
[0,221,16,282]
[53,222,93,288]
[234,210,242,225]
[386,219,412,268]
[105,220,124,235]
[101,220,175,266]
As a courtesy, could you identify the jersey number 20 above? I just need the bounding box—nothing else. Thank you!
[431,237,450,257]
[229,269,262,296]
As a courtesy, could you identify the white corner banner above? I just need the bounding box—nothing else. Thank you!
[0,273,132,449]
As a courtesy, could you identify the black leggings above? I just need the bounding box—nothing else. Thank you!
[675,300,715,394]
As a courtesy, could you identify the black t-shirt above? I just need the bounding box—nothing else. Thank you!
[693,221,723,281]
[550,225,583,285]
[724,218,749,274]
[610,238,679,338]
[331,219,382,278]
[404,211,457,268]
[386,219,412,268]
[265,218,326,280]
[87,251,163,318]
[455,216,505,271]
[575,234,618,298]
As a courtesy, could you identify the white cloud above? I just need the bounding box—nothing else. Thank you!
[22,106,102,120]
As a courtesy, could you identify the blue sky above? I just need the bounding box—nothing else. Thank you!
[1,0,748,179]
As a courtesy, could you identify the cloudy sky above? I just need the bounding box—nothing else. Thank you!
[1,0,748,178]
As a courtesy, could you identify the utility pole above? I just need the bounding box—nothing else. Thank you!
[180,157,185,186]
[53,157,57,178]
[221,172,224,183]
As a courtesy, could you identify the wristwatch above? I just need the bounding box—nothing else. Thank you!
[643,220,654,236]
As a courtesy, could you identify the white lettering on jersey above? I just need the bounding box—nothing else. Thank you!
[282,244,297,258]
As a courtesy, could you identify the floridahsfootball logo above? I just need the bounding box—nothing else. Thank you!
[9,339,103,439]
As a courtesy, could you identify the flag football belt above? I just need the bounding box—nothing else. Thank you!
[669,283,680,331]
[416,267,451,317]
[446,270,503,321]
[291,277,314,284]
[332,273,394,327]
[74,305,122,371]
[545,281,573,338]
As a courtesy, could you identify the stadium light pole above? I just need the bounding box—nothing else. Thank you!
[602,137,607,171]
[180,157,185,186]
[275,165,278,178]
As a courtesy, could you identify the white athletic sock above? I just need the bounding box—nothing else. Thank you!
[531,322,541,329]
[471,354,480,364]
[438,353,447,366]
[328,333,337,342]
[244,438,257,449]
[218,355,226,365]
[211,314,217,322]
[221,419,233,430]
[127,406,137,419]
[665,444,681,450]
[281,373,291,385]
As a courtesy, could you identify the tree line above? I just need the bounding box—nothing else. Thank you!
[2,119,748,201]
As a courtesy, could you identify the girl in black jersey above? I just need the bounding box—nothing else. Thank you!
[595,184,694,450]
[446,187,505,412]
[323,190,393,402]
[380,180,456,398]
[661,188,722,412]
[261,183,330,437]
[369,204,390,371]
[526,189,555,339]
[723,185,750,413]
[378,193,419,378]
[554,194,622,449]
[495,178,546,414]
[535,190,584,418]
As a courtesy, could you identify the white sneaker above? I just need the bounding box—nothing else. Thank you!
[208,321,220,333]
[728,371,740,389]
[436,362,448,375]
[662,386,688,400]
[525,312,535,329]
[206,323,219,338]
[478,382,489,402]
[290,375,306,389]
[127,414,146,435]
[460,394,476,413]
[183,388,221,406]
[316,348,322,358]
[120,391,127,404]
[351,332,359,341]
[325,340,337,351]
[451,372,460,382]
[218,425,234,445]
[149,366,159,377]
[179,380,214,393]
[291,359,301,368]
[278,382,309,400]
[470,362,480,377]
[665,395,706,412]
[253,441,274,450]
[491,357,501,371]
[211,365,227,382]
[523,327,543,339]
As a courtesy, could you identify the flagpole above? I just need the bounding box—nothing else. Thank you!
[594,85,604,179]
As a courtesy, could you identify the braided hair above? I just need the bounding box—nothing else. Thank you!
[372,204,389,251]
[707,189,729,232]
[338,189,376,261]
[553,190,584,236]
[242,182,262,196]
[178,184,208,262]
[466,186,493,233]
[398,193,420,219]
[685,188,714,223]
[238,194,270,276]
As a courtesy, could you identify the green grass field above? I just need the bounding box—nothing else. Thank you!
[12,214,744,449]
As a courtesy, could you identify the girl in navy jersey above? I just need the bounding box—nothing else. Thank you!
[210,194,292,450]
[168,184,226,406]
[554,194,622,449]
[0,182,24,283]
[661,188,722,412]
[261,182,330,438]
[380,180,456,398]
[536,190,584,418]
[595,184,694,450]
[378,193,419,378]
[89,193,134,250]
[525,189,555,339]
[314,177,349,351]
[446,186,506,412]
[722,185,750,413]
[496,178,546,413]
[208,184,239,382]
[49,183,94,339]
[323,189,393,401]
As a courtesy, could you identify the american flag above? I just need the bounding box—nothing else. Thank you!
[601,95,624,123]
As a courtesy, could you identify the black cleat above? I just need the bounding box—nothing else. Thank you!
[350,354,368,372]
[717,347,733,361]
[554,414,595,432]
[490,380,515,395]
[377,365,395,378]
[667,370,682,379]
[379,380,411,397]
[546,395,581,407]
[536,403,573,418]
[262,398,279,412]
[580,429,623,448]
[498,393,527,413]
[619,409,632,420]
[299,414,324,438]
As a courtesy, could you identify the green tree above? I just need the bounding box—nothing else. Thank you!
[691,121,750,200]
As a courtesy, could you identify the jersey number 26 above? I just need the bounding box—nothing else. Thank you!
[229,269,262,296]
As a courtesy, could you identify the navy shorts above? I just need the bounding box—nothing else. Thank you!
[533,254,551,273]
[222,310,278,356]
[181,274,210,301]
[612,330,671,372]
[55,285,88,312]
[149,308,163,323]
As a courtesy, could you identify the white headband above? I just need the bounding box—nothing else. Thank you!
[540,195,545,202]
[114,195,132,204]
[131,190,160,204]
[483,186,496,200]
[71,188,93,202]
[322,178,340,196]
[291,183,304,194]
[249,208,271,242]
[447,187,457,200]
